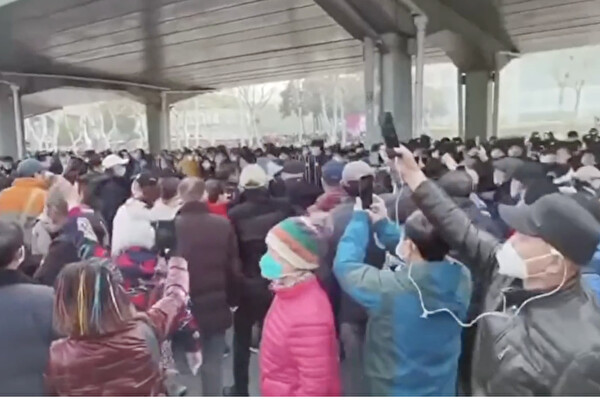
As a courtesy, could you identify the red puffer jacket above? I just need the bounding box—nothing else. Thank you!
[45,260,189,396]
[260,276,341,396]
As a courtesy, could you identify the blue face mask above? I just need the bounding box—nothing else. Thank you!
[259,253,283,280]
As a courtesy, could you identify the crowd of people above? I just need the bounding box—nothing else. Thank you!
[1,128,600,396]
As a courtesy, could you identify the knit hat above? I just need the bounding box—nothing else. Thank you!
[265,217,321,271]
[17,158,45,178]
[239,164,268,189]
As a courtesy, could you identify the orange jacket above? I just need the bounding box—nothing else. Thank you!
[0,178,47,220]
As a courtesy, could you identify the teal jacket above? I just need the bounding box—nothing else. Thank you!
[333,211,472,396]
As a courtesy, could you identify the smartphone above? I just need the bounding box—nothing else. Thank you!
[359,176,374,210]
[381,112,401,159]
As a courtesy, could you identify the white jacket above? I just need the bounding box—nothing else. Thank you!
[111,198,156,256]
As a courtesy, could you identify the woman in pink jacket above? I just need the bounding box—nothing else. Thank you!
[258,217,341,396]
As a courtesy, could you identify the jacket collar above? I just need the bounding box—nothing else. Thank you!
[0,269,37,288]
[240,187,270,203]
[272,275,318,297]
[12,177,46,189]
[178,200,209,215]
[501,279,580,308]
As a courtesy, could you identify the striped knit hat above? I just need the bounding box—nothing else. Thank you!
[265,217,321,271]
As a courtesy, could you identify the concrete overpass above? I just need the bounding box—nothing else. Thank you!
[0,0,599,157]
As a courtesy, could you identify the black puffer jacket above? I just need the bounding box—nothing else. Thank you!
[412,180,600,395]
[228,189,295,307]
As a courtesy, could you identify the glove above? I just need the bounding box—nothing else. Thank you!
[367,195,388,224]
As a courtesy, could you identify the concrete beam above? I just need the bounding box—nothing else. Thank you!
[380,33,412,142]
[414,0,518,70]
[464,70,492,141]
[0,86,19,158]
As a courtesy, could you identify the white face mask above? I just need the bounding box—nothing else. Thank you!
[311,147,321,156]
[496,241,561,280]
[495,242,528,279]
[113,165,127,177]
[202,162,211,169]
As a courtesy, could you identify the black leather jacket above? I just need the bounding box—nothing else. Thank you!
[412,179,600,395]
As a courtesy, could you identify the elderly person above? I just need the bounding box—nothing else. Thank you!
[393,145,600,395]
[259,217,340,396]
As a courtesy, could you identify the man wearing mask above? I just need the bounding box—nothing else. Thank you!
[393,145,600,395]
[321,161,386,395]
[225,164,295,396]
[96,154,130,235]
[0,222,54,395]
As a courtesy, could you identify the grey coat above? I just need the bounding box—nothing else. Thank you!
[0,270,54,396]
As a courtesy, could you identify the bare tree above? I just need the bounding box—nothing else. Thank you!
[235,85,274,146]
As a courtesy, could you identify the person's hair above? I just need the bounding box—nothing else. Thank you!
[404,210,449,261]
[46,184,70,218]
[63,157,88,185]
[178,177,206,203]
[54,258,134,337]
[159,176,180,201]
[205,179,223,203]
[0,222,24,269]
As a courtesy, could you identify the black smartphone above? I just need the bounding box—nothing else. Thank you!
[152,220,177,258]
[359,175,374,210]
[381,112,401,159]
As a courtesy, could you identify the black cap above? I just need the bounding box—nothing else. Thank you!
[512,162,547,184]
[136,171,158,188]
[499,193,600,265]
[282,160,305,175]
[523,180,558,205]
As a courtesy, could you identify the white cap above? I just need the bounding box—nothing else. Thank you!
[239,164,268,189]
[102,154,128,170]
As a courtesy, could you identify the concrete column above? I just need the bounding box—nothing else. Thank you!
[364,37,376,147]
[457,71,464,138]
[0,86,19,158]
[381,33,413,142]
[146,93,170,154]
[464,70,492,141]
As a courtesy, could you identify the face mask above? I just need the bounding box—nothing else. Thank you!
[113,165,127,177]
[59,157,70,166]
[311,147,321,156]
[259,253,283,280]
[496,241,561,280]
[495,242,527,279]
[231,156,238,162]
[202,162,211,169]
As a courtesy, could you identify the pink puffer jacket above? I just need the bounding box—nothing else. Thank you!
[260,276,341,397]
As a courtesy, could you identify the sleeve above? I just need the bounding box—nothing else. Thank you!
[34,241,79,286]
[334,211,408,311]
[552,352,600,395]
[226,226,243,307]
[288,322,339,396]
[412,180,500,282]
[146,259,189,341]
[372,218,402,253]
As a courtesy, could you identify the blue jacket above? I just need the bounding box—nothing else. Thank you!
[333,212,471,396]
[582,244,600,301]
